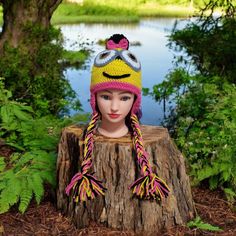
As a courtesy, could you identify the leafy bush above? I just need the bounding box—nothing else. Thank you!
[145,71,236,200]
[0,79,89,213]
[0,25,81,116]
[169,0,236,83]
[144,0,236,201]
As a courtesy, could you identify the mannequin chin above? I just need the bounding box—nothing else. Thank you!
[96,89,134,138]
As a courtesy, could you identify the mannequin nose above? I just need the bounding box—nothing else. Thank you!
[110,100,119,112]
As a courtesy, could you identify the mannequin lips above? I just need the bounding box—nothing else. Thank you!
[108,113,121,119]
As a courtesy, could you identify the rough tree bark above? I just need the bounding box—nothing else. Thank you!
[57,125,195,235]
[0,0,62,50]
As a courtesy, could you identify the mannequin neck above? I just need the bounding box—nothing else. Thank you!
[98,118,129,138]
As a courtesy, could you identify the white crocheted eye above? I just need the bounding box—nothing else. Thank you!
[120,50,141,71]
[94,50,117,67]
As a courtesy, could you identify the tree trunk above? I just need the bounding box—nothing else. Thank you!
[0,0,62,50]
[56,125,195,235]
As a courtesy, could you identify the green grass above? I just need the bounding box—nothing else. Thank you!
[61,49,90,68]
[138,4,195,17]
[52,14,139,24]
[52,1,194,25]
[52,1,139,24]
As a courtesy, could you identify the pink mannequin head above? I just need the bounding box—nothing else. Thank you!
[96,89,135,138]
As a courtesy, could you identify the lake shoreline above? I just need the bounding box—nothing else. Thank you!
[52,2,194,25]
[0,2,194,26]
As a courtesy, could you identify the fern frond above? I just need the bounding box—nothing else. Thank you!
[0,105,13,125]
[0,157,6,172]
[14,152,34,169]
[40,171,56,187]
[31,150,55,162]
[224,188,236,202]
[0,177,22,213]
[30,174,44,204]
[0,182,6,191]
[9,153,21,164]
[0,169,14,180]
[18,186,33,213]
[187,216,222,232]
[0,201,10,214]
[12,104,33,121]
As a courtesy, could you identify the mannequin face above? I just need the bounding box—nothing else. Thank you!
[96,89,135,125]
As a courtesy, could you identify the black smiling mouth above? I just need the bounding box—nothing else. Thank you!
[103,72,131,79]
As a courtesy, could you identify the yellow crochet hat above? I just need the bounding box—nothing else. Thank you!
[90,34,142,115]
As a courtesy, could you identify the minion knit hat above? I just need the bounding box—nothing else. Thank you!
[90,34,142,116]
[65,34,170,202]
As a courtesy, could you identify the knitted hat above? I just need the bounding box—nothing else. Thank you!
[90,34,141,116]
[65,34,170,202]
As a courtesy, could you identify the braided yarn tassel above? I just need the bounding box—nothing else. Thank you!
[129,114,170,200]
[65,113,106,202]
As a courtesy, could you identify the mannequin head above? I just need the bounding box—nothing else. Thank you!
[96,89,135,138]
[90,34,142,118]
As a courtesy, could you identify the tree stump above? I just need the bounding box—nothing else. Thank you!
[56,125,195,235]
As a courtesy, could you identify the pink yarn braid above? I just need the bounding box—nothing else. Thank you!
[129,113,170,200]
[65,113,106,201]
[130,113,152,176]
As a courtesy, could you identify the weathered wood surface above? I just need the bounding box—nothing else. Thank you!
[56,125,195,235]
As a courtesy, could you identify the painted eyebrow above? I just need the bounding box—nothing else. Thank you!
[101,90,112,94]
[118,91,132,95]
[100,90,132,95]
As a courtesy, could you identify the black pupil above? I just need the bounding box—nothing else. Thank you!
[128,53,137,62]
[100,52,109,59]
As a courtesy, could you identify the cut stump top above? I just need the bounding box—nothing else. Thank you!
[65,125,168,145]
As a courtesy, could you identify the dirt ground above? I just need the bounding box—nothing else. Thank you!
[0,186,236,236]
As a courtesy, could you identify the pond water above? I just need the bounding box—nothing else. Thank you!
[59,18,189,125]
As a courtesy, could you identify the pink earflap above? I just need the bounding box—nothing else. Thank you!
[106,38,129,50]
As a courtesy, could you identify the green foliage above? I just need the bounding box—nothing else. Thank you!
[81,0,203,8]
[0,152,54,213]
[177,76,236,189]
[53,0,200,23]
[62,49,90,69]
[0,24,82,116]
[61,0,135,16]
[169,0,236,83]
[53,1,139,24]
[147,71,236,197]
[138,5,194,18]
[144,0,236,201]
[224,188,236,203]
[0,6,2,25]
[187,216,222,231]
[0,79,89,213]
